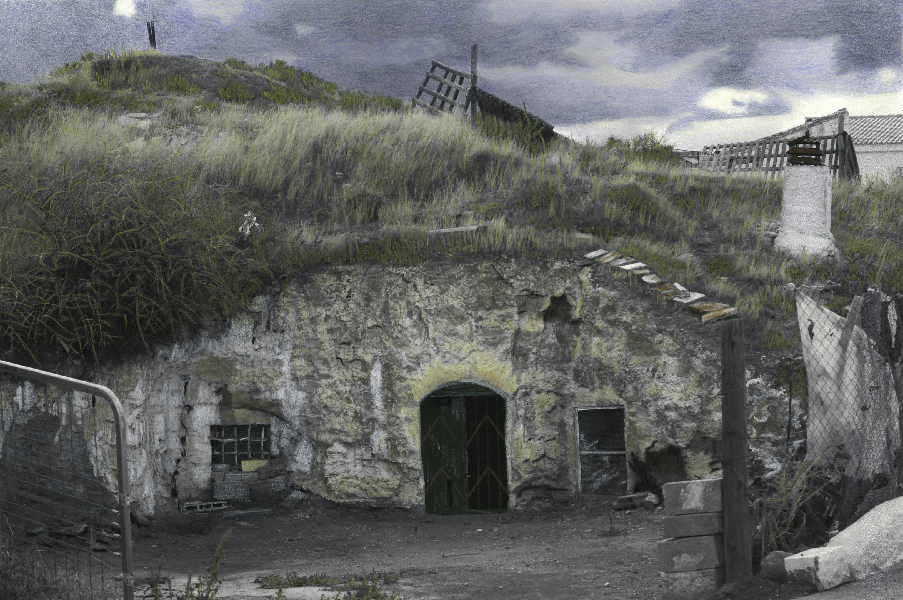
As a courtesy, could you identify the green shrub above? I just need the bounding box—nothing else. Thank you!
[217,80,255,103]
[262,84,307,105]
[194,100,220,112]
[224,56,253,71]
[162,74,201,95]
[706,255,734,276]
[261,60,298,82]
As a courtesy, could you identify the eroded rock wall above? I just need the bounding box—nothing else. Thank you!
[69,257,778,516]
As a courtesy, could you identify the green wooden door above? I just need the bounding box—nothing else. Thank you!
[420,396,467,514]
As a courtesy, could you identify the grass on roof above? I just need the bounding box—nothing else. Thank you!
[1,47,901,369]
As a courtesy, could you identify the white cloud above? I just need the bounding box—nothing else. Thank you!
[294,23,315,37]
[556,115,681,145]
[485,0,681,23]
[698,87,771,116]
[185,0,247,26]
[113,0,136,17]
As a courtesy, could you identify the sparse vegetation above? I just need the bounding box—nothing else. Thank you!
[1,46,902,376]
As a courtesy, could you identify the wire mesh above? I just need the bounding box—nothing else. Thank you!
[0,367,133,600]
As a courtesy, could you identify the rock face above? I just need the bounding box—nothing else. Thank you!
[0,257,792,517]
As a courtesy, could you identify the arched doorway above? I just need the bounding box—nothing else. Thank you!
[420,382,509,514]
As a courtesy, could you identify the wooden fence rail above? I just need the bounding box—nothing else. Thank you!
[699,132,859,180]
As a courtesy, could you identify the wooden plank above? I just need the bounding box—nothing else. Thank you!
[425,72,469,94]
[430,60,473,80]
[417,86,467,109]
[412,97,444,115]
[721,319,752,582]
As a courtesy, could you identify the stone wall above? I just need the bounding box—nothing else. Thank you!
[0,257,793,517]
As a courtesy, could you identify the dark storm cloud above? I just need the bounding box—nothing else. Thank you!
[624,0,901,84]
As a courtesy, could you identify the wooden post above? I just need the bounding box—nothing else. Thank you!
[721,319,752,582]
[470,44,478,126]
[147,21,156,50]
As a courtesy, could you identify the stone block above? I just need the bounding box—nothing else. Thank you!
[211,464,230,472]
[249,476,290,504]
[701,307,738,323]
[662,512,723,538]
[688,301,731,314]
[659,567,725,599]
[672,291,705,304]
[583,249,608,259]
[784,546,851,591]
[597,251,622,264]
[619,262,646,271]
[760,551,791,583]
[642,274,663,284]
[213,481,250,502]
[212,471,225,482]
[225,471,259,483]
[663,479,722,515]
[658,535,724,572]
[610,257,634,267]
[241,459,268,472]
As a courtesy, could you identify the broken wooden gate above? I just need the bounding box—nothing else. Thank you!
[420,383,508,514]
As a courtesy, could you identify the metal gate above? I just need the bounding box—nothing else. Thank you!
[420,383,508,514]
[0,360,134,600]
[577,406,628,495]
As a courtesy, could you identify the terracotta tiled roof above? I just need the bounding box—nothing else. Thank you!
[846,115,903,145]
[758,108,848,141]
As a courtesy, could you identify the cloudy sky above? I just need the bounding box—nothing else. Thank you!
[1,0,901,149]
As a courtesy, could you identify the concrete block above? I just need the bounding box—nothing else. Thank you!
[785,546,851,591]
[211,464,230,472]
[213,481,250,502]
[659,567,725,599]
[658,535,724,572]
[241,459,268,472]
[662,512,723,538]
[663,479,722,515]
[213,471,225,482]
[225,471,259,483]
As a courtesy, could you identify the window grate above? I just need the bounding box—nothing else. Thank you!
[210,424,271,465]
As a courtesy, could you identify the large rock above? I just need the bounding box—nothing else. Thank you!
[785,496,903,590]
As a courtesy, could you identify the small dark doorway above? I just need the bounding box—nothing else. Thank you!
[420,384,508,514]
[577,406,628,494]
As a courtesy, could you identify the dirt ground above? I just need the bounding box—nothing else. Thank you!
[130,494,821,600]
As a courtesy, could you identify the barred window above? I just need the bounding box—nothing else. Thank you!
[210,424,271,465]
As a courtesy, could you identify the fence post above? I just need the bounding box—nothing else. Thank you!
[721,319,752,582]
[147,21,156,50]
[470,43,478,126]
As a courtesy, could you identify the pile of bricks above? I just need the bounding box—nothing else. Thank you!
[658,479,726,598]
[212,460,287,503]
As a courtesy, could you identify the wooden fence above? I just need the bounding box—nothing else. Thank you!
[699,132,859,180]
[412,59,473,116]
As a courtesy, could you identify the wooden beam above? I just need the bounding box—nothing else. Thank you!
[430,60,473,80]
[721,319,752,583]
[471,44,478,126]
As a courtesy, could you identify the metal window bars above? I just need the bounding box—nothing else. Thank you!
[0,359,133,600]
[210,424,271,466]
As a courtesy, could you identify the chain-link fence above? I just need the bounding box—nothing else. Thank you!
[0,360,133,600]
[759,290,903,553]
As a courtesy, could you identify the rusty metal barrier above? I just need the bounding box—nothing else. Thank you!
[0,359,134,600]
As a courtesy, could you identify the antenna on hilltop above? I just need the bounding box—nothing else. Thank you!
[146,20,157,50]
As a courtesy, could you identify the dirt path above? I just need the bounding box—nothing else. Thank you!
[132,495,667,600]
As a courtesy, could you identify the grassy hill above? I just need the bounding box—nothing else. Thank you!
[1,48,902,372]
